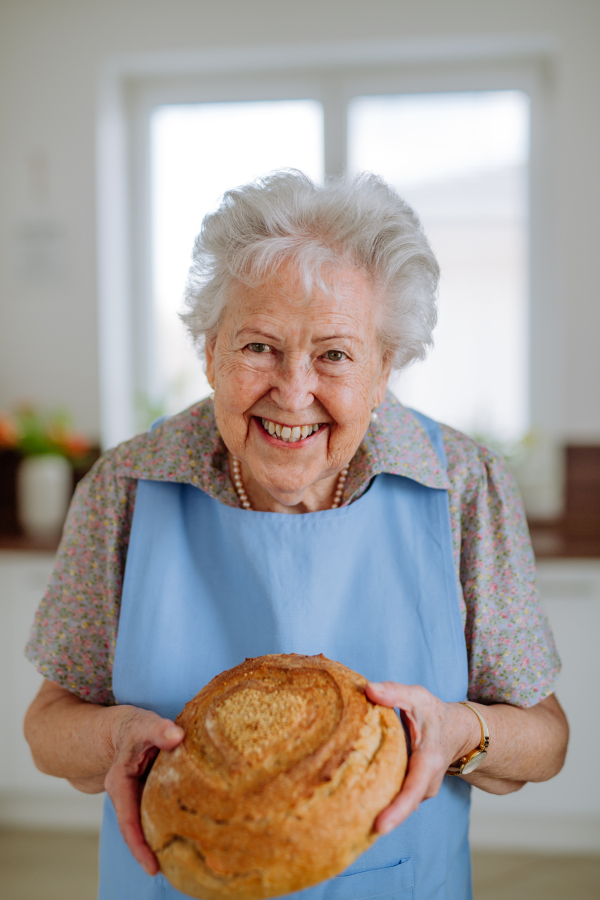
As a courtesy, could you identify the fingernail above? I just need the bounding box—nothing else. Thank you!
[164,726,183,741]
[369,682,386,691]
[379,819,395,835]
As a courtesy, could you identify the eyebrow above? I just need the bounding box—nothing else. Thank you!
[236,329,281,343]
[315,334,357,343]
[236,328,358,343]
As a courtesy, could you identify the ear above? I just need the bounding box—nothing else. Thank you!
[205,339,216,389]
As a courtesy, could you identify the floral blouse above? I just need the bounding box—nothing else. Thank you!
[25,392,560,708]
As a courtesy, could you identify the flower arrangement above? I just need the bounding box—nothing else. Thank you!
[0,404,93,464]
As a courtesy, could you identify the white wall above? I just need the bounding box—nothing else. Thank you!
[471,560,600,853]
[0,552,104,829]
[0,0,599,444]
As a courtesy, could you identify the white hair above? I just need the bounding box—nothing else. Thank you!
[182,170,439,369]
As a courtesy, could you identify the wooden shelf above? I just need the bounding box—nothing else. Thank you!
[0,534,59,553]
[529,521,600,559]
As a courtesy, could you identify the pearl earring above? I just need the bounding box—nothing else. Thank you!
[371,410,379,423]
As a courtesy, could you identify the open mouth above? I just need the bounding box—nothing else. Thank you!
[258,417,325,443]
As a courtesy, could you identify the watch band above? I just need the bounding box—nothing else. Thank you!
[446,701,490,776]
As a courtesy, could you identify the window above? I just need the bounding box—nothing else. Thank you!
[100,46,550,455]
[148,87,528,443]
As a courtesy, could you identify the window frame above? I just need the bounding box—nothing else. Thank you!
[98,40,558,511]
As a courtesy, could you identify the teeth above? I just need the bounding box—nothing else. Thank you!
[260,418,323,442]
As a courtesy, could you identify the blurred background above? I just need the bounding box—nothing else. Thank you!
[0,0,599,897]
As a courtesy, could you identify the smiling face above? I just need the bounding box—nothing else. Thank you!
[205,261,392,512]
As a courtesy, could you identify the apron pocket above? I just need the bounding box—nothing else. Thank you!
[327,859,414,900]
[151,863,415,900]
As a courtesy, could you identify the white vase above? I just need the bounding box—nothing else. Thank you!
[17,454,72,542]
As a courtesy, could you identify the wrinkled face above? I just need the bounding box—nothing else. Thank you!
[205,262,392,507]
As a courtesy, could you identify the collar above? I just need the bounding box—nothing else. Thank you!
[112,390,450,504]
[346,391,450,496]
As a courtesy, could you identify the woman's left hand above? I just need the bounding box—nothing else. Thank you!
[365,682,479,834]
[366,681,569,835]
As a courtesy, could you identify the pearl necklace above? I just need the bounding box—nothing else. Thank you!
[230,457,349,511]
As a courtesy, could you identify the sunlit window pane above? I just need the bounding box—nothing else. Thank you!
[151,100,324,417]
[348,90,530,442]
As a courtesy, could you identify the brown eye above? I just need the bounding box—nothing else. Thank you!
[248,343,271,353]
[324,350,347,361]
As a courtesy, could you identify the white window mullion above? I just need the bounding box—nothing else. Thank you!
[130,93,157,427]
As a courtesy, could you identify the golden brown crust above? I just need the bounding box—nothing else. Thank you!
[141,654,406,900]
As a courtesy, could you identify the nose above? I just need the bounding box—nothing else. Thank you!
[269,354,317,413]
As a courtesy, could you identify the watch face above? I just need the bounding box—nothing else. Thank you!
[462,750,487,775]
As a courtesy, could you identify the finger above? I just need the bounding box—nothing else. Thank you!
[375,749,440,834]
[120,712,185,757]
[366,681,414,709]
[152,720,185,751]
[108,767,159,876]
[366,682,424,748]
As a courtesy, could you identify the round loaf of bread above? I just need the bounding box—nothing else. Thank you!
[141,653,406,900]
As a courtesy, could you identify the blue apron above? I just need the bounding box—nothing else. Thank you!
[99,412,472,900]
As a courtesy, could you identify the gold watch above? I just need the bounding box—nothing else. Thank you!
[446,701,490,776]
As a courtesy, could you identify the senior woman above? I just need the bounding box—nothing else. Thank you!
[24,171,567,900]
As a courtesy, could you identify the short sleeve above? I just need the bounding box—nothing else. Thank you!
[443,427,561,708]
[24,452,136,705]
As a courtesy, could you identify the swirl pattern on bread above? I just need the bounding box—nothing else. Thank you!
[141,653,407,900]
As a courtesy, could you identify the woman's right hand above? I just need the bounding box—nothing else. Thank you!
[102,706,184,875]
[24,680,185,878]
